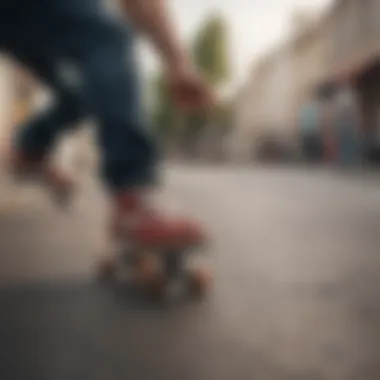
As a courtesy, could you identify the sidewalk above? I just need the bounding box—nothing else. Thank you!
[0,151,97,218]
[0,169,47,217]
[0,169,105,286]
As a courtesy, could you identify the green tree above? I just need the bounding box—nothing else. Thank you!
[191,12,231,158]
[192,12,230,87]
[150,71,186,155]
[151,13,231,157]
[151,71,174,139]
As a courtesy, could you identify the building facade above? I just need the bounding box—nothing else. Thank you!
[233,9,329,161]
[319,0,380,162]
[324,0,380,127]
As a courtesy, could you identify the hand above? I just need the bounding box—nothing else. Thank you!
[166,66,214,111]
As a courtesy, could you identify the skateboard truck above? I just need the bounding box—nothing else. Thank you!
[97,243,211,304]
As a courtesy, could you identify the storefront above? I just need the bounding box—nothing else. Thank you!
[315,50,380,166]
[319,0,380,165]
[356,59,380,163]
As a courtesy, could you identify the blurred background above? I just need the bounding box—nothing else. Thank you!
[1,0,377,167]
[2,0,380,379]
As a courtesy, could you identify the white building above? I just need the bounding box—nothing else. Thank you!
[232,8,329,161]
[233,43,298,161]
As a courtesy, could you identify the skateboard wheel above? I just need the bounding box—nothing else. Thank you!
[134,254,157,285]
[188,267,211,297]
[143,273,168,300]
[97,256,117,282]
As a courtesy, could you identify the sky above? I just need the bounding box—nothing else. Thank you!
[138,0,333,92]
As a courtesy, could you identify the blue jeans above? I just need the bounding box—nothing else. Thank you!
[0,0,157,191]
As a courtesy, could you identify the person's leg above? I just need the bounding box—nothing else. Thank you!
[0,5,88,203]
[303,134,311,161]
[8,46,87,159]
[51,0,204,248]
[52,2,157,191]
[4,46,88,204]
[0,2,87,159]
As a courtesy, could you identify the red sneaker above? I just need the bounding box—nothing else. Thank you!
[110,192,206,250]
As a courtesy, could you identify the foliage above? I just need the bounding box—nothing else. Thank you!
[192,13,230,86]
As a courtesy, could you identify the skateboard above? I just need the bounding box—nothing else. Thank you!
[97,242,211,304]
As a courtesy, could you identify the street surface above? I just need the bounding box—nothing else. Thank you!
[1,164,380,379]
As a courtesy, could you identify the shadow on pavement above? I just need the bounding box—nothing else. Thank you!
[0,278,217,380]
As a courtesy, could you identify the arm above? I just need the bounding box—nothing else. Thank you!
[119,0,213,110]
[119,0,189,72]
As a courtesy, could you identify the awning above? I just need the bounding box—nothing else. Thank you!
[320,48,380,89]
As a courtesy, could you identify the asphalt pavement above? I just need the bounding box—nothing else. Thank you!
[1,165,380,380]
